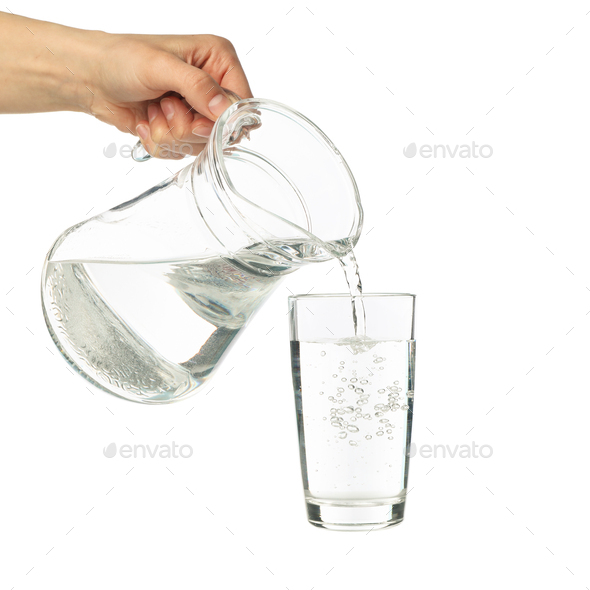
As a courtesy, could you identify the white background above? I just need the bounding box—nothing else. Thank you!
[1,1,590,588]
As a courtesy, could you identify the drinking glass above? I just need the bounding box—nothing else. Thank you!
[289,294,416,530]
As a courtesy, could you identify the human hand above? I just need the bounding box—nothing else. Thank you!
[90,33,252,159]
[0,14,252,160]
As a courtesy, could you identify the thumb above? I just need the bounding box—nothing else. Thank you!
[162,56,233,121]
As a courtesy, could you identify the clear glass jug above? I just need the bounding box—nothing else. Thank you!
[42,98,363,404]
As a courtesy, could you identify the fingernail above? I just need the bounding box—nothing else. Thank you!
[192,126,212,138]
[136,124,149,141]
[161,99,174,121]
[208,94,231,117]
[147,103,158,124]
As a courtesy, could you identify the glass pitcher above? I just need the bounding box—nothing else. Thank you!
[42,98,363,404]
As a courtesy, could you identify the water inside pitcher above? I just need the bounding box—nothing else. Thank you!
[42,98,363,404]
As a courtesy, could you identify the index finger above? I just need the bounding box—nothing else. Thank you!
[219,58,253,100]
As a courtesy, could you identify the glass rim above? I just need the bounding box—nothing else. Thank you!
[288,292,416,301]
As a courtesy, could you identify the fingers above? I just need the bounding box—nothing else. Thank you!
[135,102,207,160]
[201,35,253,99]
[157,55,234,122]
[171,34,253,101]
[219,57,253,100]
[159,96,214,141]
[129,34,254,157]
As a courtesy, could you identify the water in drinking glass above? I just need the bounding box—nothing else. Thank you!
[291,334,415,530]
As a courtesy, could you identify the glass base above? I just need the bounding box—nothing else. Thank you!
[306,499,405,531]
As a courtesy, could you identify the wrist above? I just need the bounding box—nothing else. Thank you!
[49,25,110,115]
[0,13,109,114]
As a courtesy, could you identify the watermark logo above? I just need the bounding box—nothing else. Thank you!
[103,142,118,158]
[409,441,493,459]
[403,142,493,159]
[103,442,117,458]
[403,142,418,158]
[102,142,195,159]
[103,442,193,459]
[102,142,139,159]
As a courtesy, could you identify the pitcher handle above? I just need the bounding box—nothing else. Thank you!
[131,89,242,163]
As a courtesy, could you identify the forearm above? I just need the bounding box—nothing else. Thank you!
[0,11,105,114]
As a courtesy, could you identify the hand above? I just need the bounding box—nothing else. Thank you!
[0,14,251,160]
[92,33,252,159]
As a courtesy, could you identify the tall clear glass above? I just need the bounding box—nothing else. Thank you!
[289,294,416,530]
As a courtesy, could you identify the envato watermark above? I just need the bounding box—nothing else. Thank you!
[102,142,195,159]
[103,442,193,459]
[403,142,493,159]
[409,441,493,459]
